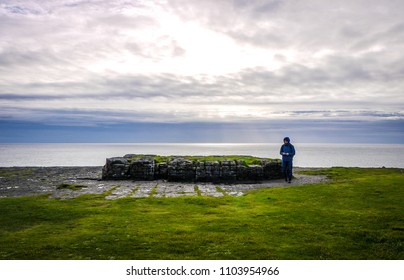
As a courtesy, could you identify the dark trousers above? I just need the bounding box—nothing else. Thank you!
[282,160,293,181]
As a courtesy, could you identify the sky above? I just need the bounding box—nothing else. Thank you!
[0,0,404,143]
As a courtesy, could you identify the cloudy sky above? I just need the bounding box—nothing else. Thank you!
[1,0,403,143]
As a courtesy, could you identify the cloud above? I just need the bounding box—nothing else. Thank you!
[0,0,403,140]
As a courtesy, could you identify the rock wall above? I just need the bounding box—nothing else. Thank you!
[102,155,282,182]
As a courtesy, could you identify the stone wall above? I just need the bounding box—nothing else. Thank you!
[102,155,282,183]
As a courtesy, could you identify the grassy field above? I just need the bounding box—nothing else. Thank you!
[0,167,403,260]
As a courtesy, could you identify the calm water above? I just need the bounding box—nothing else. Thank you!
[0,143,403,168]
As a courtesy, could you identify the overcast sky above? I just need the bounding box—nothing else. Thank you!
[1,0,403,143]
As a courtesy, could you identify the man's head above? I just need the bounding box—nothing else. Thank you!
[283,137,290,144]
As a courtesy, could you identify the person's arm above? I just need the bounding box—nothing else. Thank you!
[280,145,285,156]
[290,145,296,156]
[280,145,289,156]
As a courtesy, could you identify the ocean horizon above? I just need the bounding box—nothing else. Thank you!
[0,143,403,168]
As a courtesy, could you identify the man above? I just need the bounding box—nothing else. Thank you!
[280,137,296,183]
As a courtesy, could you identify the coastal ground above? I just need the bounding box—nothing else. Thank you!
[0,166,328,199]
[0,167,402,260]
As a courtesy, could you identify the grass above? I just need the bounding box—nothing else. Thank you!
[0,168,37,179]
[0,167,403,260]
[194,186,202,196]
[128,154,278,165]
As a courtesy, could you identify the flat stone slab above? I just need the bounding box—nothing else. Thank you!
[0,167,328,200]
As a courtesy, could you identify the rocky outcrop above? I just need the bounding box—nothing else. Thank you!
[102,155,282,183]
[102,157,130,180]
[129,156,155,180]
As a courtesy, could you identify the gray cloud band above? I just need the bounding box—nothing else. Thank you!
[0,0,403,125]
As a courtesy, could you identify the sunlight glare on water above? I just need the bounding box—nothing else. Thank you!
[0,143,402,168]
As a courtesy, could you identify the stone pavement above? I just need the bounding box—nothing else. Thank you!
[0,167,328,200]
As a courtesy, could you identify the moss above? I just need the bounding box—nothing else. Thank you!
[127,154,278,166]
[150,184,159,197]
[215,186,227,195]
[0,168,37,178]
[154,156,172,164]
[194,185,202,196]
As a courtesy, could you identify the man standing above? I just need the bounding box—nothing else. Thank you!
[280,137,296,183]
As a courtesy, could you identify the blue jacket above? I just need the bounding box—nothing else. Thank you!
[280,143,295,161]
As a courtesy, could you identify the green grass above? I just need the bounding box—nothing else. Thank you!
[0,167,403,260]
[0,168,37,179]
[128,154,278,165]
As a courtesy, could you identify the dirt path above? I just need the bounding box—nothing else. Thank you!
[0,167,329,199]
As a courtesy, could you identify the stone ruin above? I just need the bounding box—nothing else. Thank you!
[102,154,282,183]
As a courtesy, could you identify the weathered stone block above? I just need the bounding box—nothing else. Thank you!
[247,165,264,181]
[220,160,237,182]
[129,156,155,180]
[195,161,207,181]
[195,161,221,182]
[156,162,168,179]
[167,157,195,182]
[236,164,264,181]
[205,161,221,182]
[262,160,282,179]
[102,157,130,180]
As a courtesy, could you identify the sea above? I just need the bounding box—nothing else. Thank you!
[0,143,403,168]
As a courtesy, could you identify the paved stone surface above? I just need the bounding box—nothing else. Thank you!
[0,167,328,199]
